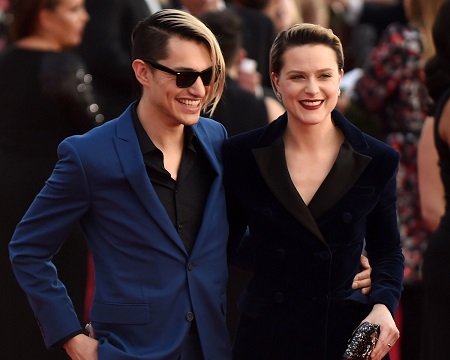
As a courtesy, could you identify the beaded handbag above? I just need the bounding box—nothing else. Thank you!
[342,322,380,360]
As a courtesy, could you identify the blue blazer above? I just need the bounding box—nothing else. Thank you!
[10,104,232,360]
[223,110,404,360]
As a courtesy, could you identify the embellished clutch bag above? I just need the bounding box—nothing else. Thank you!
[342,321,380,360]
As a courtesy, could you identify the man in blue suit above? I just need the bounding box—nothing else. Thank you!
[9,9,229,360]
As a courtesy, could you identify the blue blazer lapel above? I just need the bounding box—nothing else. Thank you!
[189,120,225,251]
[192,120,222,175]
[112,105,187,254]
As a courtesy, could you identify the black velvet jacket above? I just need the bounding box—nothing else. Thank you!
[223,109,404,360]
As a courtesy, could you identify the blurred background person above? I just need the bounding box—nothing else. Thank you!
[300,0,329,26]
[77,0,156,122]
[0,0,11,51]
[230,0,279,89]
[328,0,407,70]
[178,0,277,90]
[262,0,302,32]
[420,1,450,358]
[0,0,101,358]
[262,0,329,33]
[200,9,284,135]
[343,0,443,358]
[417,116,444,233]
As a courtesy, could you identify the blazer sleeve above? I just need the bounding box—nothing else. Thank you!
[364,149,404,315]
[9,139,91,348]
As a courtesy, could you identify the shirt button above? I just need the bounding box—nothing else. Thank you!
[186,312,195,322]
[187,262,194,271]
[178,224,183,230]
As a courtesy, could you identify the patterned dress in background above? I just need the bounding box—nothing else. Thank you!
[354,22,433,285]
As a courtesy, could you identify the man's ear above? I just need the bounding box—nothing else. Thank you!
[132,59,151,87]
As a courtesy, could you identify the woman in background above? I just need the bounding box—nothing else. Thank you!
[351,0,442,357]
[0,0,101,358]
[420,1,450,358]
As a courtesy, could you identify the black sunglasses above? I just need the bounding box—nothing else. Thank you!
[143,59,214,88]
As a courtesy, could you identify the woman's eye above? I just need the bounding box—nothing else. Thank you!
[320,74,331,78]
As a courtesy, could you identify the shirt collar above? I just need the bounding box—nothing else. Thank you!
[131,102,198,155]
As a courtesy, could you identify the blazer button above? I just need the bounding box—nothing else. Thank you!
[186,312,195,322]
[342,212,352,224]
[187,262,194,271]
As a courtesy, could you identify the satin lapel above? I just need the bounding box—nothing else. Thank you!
[252,136,326,244]
[308,142,372,219]
[113,111,186,254]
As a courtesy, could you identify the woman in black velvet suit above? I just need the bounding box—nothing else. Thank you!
[223,23,404,360]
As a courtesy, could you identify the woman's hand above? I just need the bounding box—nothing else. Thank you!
[363,303,400,360]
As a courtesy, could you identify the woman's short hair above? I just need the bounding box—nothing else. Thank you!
[131,9,226,115]
[269,23,344,93]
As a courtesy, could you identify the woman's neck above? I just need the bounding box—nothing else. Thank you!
[15,35,61,52]
[283,116,342,153]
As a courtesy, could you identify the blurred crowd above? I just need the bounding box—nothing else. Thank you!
[1,0,448,359]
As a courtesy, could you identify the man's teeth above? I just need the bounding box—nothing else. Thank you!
[180,100,200,106]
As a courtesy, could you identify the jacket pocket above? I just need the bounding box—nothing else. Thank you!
[90,301,150,324]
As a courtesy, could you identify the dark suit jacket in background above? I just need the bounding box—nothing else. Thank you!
[231,5,277,88]
[223,110,404,360]
[78,0,151,121]
[360,2,407,40]
[211,76,268,137]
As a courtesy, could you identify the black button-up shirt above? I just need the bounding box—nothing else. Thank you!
[131,104,215,254]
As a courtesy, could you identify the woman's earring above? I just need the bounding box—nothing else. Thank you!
[338,88,341,97]
[276,89,283,102]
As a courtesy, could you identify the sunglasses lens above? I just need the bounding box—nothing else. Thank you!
[177,73,198,88]
[176,69,214,88]
[200,68,213,86]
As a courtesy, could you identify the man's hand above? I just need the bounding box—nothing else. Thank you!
[352,255,372,295]
[63,333,98,360]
